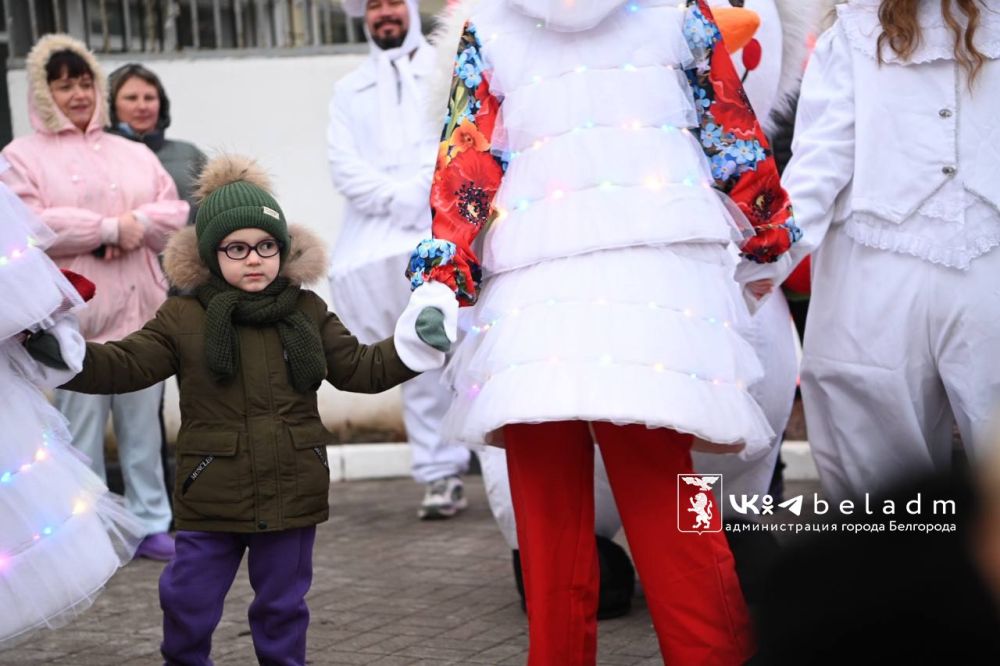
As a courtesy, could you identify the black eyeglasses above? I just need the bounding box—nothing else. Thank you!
[217,239,283,260]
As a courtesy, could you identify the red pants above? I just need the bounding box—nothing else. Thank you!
[505,421,754,665]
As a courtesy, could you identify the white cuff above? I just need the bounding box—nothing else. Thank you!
[134,210,152,231]
[100,216,119,244]
[393,281,458,372]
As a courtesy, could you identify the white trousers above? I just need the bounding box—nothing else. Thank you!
[54,383,171,535]
[329,252,470,484]
[480,292,799,546]
[693,291,799,515]
[802,230,1000,501]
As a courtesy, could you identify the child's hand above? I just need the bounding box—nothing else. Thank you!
[393,282,459,372]
[24,330,70,370]
[415,307,452,352]
[747,279,774,300]
[19,313,85,389]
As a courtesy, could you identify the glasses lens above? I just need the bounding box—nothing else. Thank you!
[257,240,280,258]
[225,243,250,260]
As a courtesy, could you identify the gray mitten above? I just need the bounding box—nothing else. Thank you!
[415,307,452,352]
[24,331,70,370]
[393,282,459,372]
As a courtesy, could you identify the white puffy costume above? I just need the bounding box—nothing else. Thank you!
[415,0,803,453]
[409,1,802,658]
[474,0,820,546]
[0,169,141,647]
[327,0,470,484]
[754,0,1000,500]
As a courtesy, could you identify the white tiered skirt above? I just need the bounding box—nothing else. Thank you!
[443,243,774,457]
[0,176,142,648]
[0,346,143,648]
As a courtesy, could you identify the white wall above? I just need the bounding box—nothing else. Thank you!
[7,52,406,441]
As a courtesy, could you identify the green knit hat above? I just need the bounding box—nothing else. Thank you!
[194,155,289,277]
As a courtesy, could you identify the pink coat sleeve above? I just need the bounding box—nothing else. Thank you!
[0,148,117,257]
[133,158,189,254]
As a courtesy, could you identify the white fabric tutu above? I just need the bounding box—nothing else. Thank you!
[0,177,142,649]
[444,244,775,456]
[0,174,83,340]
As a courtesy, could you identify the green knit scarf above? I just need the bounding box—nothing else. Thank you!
[197,276,326,393]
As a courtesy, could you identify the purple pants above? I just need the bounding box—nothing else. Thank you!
[158,526,316,666]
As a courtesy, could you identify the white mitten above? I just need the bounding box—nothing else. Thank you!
[393,281,459,372]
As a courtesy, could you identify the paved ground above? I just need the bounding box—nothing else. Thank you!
[1,477,820,666]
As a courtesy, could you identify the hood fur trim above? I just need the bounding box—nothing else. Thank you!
[26,34,108,134]
[163,223,329,291]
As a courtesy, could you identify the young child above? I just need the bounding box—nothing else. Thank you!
[0,164,143,648]
[59,154,455,665]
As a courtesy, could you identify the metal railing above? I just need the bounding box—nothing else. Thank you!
[5,0,444,58]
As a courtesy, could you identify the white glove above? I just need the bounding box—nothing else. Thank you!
[393,281,459,372]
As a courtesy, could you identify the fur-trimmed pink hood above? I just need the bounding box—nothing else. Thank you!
[25,33,109,135]
[163,223,329,292]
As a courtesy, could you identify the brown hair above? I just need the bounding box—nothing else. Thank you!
[877,0,987,82]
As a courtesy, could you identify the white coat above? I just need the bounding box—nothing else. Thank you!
[326,34,470,484]
[760,0,1000,500]
[326,41,439,337]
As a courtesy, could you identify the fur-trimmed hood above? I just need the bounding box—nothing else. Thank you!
[163,223,329,292]
[25,33,109,135]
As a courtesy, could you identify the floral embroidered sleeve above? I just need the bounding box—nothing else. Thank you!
[683,0,801,263]
[405,21,505,306]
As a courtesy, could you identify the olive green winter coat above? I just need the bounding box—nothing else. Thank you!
[62,224,416,532]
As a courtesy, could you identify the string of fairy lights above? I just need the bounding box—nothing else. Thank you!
[0,236,39,268]
[0,429,94,572]
[460,297,751,398]
[0,244,94,573]
[495,125,711,218]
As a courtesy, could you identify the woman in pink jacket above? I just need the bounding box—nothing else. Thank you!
[1,34,189,561]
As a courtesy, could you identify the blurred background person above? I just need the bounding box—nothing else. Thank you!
[0,34,189,561]
[108,63,206,223]
[327,0,470,519]
[741,0,1000,500]
[106,62,207,510]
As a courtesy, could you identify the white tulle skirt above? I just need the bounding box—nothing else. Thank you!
[0,345,142,651]
[443,243,775,457]
[0,177,142,649]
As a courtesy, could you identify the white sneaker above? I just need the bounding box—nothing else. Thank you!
[418,475,468,520]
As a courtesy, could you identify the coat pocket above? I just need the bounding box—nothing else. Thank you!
[175,431,248,511]
[288,423,332,499]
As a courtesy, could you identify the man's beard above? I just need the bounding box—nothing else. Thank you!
[373,29,407,50]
